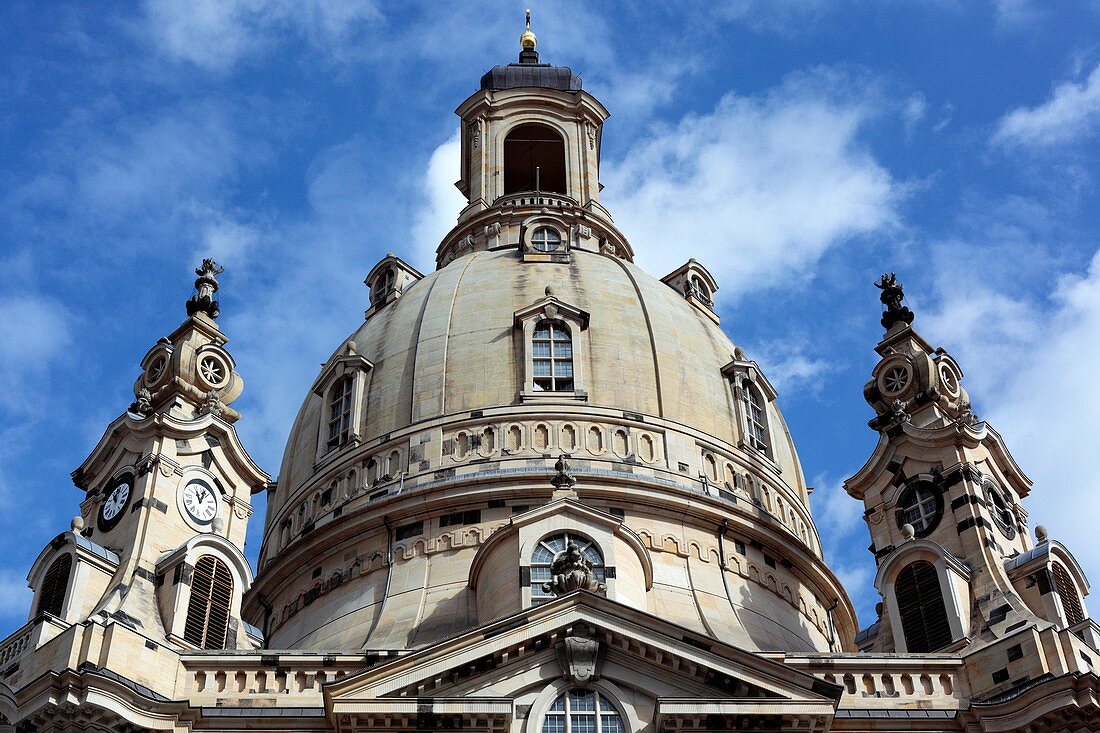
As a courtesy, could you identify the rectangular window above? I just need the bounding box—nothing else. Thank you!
[532,322,574,392]
[326,378,355,450]
[439,509,481,528]
[395,521,423,541]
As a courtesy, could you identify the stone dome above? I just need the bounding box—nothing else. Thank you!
[244,50,856,655]
[273,247,805,511]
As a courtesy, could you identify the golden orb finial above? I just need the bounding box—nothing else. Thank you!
[520,8,537,49]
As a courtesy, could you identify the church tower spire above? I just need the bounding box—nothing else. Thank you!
[23,261,269,662]
[845,275,1096,665]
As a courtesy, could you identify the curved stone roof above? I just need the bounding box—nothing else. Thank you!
[479,62,582,92]
[273,247,806,514]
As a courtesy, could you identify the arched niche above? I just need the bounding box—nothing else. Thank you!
[504,123,566,195]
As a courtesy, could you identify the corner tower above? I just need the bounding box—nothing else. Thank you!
[846,276,1098,689]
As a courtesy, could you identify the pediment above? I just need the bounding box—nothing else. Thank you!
[325,592,839,732]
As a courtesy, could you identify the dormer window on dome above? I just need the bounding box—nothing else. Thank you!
[514,289,590,402]
[662,260,720,324]
[363,253,423,319]
[311,341,373,460]
[722,356,778,462]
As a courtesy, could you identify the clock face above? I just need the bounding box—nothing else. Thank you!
[98,475,133,532]
[182,478,219,525]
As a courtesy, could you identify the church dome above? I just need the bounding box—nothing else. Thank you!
[245,38,856,655]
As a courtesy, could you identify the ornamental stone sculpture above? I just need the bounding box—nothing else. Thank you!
[875,273,914,330]
[542,542,606,596]
[551,453,577,491]
[186,259,225,320]
[556,622,603,686]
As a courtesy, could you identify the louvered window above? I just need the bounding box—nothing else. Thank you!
[184,555,234,649]
[37,554,72,617]
[895,561,953,653]
[1052,563,1085,627]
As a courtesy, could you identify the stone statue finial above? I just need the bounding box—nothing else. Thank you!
[875,273,914,331]
[542,542,606,596]
[129,387,153,417]
[901,523,916,541]
[71,516,85,532]
[186,258,225,320]
[551,454,577,491]
[200,390,225,418]
[1035,525,1048,543]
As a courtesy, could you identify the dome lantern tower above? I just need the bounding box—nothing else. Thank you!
[442,11,620,267]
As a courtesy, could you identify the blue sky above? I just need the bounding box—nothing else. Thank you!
[2,1,1099,639]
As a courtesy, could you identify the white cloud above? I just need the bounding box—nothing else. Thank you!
[748,338,829,395]
[410,133,465,273]
[602,69,902,299]
[993,0,1043,32]
[0,295,72,410]
[810,472,878,624]
[926,248,1100,580]
[0,570,31,617]
[141,0,382,70]
[992,66,1100,148]
[902,92,927,138]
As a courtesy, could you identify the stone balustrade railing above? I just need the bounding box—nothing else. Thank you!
[494,191,579,210]
[0,614,69,672]
[178,653,400,705]
[785,654,967,710]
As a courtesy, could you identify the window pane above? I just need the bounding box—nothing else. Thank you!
[532,547,555,564]
[534,325,551,339]
[557,361,574,377]
[534,360,552,376]
[554,342,573,358]
[549,698,566,712]
[533,341,551,357]
[570,690,595,711]
[552,328,570,342]
[543,715,565,733]
[602,716,624,733]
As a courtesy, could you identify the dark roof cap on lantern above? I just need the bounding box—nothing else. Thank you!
[479,9,582,92]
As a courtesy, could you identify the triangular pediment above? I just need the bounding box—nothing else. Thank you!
[325,593,839,732]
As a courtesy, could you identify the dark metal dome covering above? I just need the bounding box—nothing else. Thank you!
[480,54,582,92]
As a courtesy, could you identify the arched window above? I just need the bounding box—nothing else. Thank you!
[985,484,1016,539]
[895,561,952,653]
[530,533,604,606]
[37,554,72,617]
[326,377,355,451]
[533,321,574,392]
[184,555,234,649]
[543,689,624,733]
[745,385,769,453]
[1052,562,1085,627]
[504,123,566,195]
[370,267,396,306]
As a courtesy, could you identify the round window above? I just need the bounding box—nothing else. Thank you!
[938,363,959,396]
[197,353,230,389]
[531,226,562,253]
[986,484,1016,539]
[896,481,942,537]
[879,362,912,396]
[145,354,168,386]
